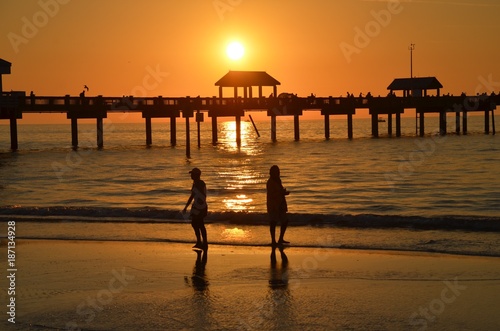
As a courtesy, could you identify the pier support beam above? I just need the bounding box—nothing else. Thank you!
[145,117,152,146]
[9,117,18,151]
[185,115,191,158]
[271,115,277,142]
[170,116,177,146]
[419,112,425,137]
[455,112,460,135]
[388,114,393,136]
[324,114,330,140]
[97,117,104,148]
[371,113,379,138]
[463,111,468,135]
[71,117,78,148]
[235,115,241,146]
[485,110,490,134]
[211,116,218,144]
[196,111,202,148]
[492,109,496,135]
[347,114,353,139]
[439,111,447,135]
[396,113,401,137]
[294,114,300,141]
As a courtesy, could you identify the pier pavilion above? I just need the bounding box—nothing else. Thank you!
[388,77,443,97]
[385,77,444,136]
[213,71,280,144]
[386,77,492,136]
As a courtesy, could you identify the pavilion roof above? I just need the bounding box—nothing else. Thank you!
[215,71,280,87]
[388,77,443,91]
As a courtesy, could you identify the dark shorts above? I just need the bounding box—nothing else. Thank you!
[269,211,288,226]
[191,215,205,228]
[191,208,207,228]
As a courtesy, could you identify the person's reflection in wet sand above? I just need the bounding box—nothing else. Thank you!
[266,246,295,329]
[191,249,208,291]
[184,249,211,329]
[269,246,289,287]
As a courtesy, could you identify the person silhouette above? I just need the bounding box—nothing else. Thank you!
[183,167,208,250]
[79,90,86,106]
[266,165,290,246]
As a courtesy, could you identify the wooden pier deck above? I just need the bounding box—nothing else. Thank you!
[1,93,498,154]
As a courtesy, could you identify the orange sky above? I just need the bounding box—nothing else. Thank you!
[1,0,500,123]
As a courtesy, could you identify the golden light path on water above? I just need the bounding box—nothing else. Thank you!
[223,194,254,211]
[218,120,262,212]
[221,227,250,240]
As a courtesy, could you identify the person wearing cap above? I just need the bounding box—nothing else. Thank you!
[266,165,290,246]
[183,167,208,249]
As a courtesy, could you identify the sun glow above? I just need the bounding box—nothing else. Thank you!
[226,41,245,60]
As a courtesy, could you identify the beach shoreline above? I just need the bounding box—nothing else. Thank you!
[1,239,499,330]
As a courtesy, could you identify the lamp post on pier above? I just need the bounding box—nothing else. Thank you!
[409,43,415,79]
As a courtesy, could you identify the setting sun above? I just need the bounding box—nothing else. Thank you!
[226,41,245,61]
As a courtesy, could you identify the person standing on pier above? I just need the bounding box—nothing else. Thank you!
[183,167,208,250]
[267,165,290,246]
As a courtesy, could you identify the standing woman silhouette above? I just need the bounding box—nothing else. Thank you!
[183,167,208,250]
[266,165,290,246]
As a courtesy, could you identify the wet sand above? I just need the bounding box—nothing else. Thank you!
[1,240,499,330]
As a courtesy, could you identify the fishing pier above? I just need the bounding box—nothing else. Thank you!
[1,65,498,155]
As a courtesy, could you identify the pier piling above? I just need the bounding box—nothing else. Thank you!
[396,113,401,137]
[9,117,18,151]
[371,113,379,138]
[145,117,152,146]
[71,118,78,148]
[170,116,177,146]
[196,111,203,148]
[324,114,330,140]
[439,111,447,136]
[211,116,218,144]
[419,112,425,137]
[271,115,277,142]
[97,118,104,148]
[236,115,241,146]
[463,111,468,135]
[387,114,393,136]
[347,114,353,139]
[185,113,190,158]
[492,109,496,135]
[294,114,300,141]
[485,110,490,134]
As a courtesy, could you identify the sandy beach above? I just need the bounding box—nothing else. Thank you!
[0,239,499,330]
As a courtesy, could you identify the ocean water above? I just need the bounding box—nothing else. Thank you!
[1,115,499,256]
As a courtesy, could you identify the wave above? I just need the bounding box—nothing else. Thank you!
[1,205,499,232]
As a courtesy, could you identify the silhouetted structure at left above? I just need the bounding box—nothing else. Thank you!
[0,58,22,151]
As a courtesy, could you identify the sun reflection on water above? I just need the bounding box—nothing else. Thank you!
[215,120,266,213]
[221,227,250,240]
[223,194,254,211]
[218,120,261,155]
